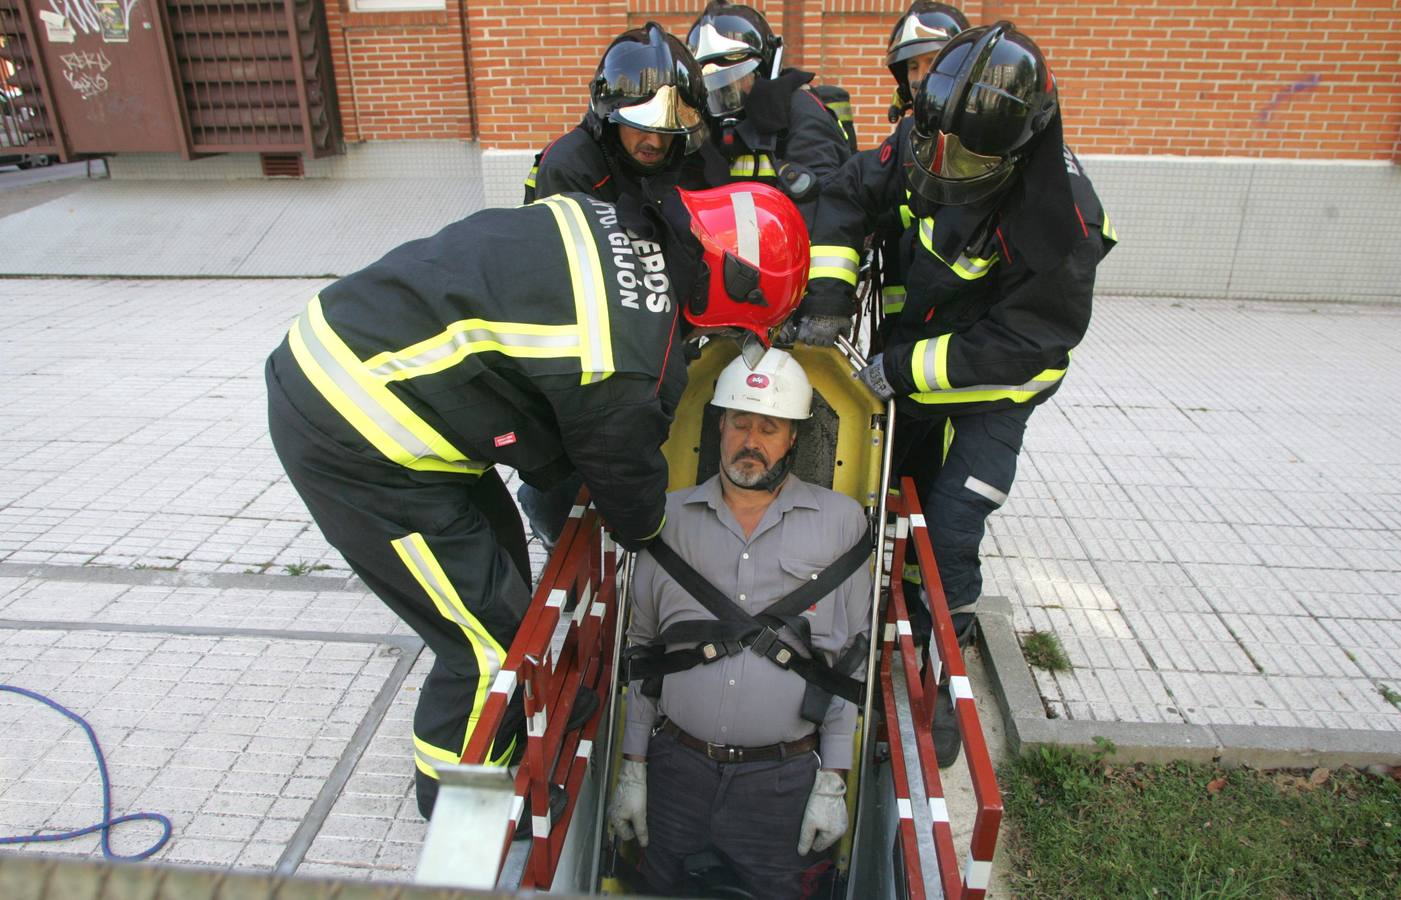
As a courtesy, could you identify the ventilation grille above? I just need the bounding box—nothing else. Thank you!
[166,0,340,156]
[260,151,303,176]
[0,0,61,157]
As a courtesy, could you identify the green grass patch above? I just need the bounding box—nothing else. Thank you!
[1002,745,1401,899]
[283,561,331,576]
[1023,630,1071,672]
[1380,683,1401,709]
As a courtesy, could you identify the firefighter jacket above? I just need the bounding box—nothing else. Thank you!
[523,112,707,206]
[802,116,1118,419]
[268,193,691,548]
[699,69,852,226]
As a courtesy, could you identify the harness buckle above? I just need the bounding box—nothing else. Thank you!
[750,627,794,669]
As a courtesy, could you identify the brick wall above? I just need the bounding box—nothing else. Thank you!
[324,4,474,141]
[326,0,1401,160]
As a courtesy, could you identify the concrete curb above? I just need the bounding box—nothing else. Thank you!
[978,596,1401,769]
[0,562,368,594]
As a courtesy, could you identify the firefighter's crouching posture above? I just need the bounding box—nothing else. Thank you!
[797,23,1117,765]
[265,183,810,819]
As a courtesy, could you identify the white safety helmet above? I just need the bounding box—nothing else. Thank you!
[712,347,812,420]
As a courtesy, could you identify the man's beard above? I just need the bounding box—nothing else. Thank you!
[722,448,774,489]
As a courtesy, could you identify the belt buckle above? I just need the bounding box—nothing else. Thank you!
[706,741,739,763]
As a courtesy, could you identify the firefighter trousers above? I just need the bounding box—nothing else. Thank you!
[266,360,531,819]
[893,405,1034,648]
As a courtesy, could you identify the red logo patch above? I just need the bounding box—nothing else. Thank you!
[493,432,517,448]
[746,374,770,388]
[879,142,894,165]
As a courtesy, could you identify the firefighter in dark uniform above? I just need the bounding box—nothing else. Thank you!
[862,1,970,345]
[796,22,1118,765]
[520,23,710,551]
[686,1,852,227]
[523,22,708,207]
[265,183,811,819]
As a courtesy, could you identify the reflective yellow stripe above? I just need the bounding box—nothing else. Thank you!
[882,284,905,315]
[524,166,537,189]
[393,532,505,769]
[288,296,486,475]
[808,244,860,286]
[902,563,922,585]
[942,419,955,464]
[1102,211,1118,242]
[911,335,950,393]
[363,320,580,381]
[826,100,851,119]
[729,154,777,178]
[899,204,914,230]
[908,364,1067,405]
[538,196,614,385]
[918,218,997,280]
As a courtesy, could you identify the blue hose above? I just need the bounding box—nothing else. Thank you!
[0,684,172,861]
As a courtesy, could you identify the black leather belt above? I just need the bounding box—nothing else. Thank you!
[659,719,818,764]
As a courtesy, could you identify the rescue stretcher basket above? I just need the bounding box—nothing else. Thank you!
[415,339,1003,899]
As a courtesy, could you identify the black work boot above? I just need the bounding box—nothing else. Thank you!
[932,680,961,768]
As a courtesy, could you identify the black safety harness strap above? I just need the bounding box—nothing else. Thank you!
[627,536,871,705]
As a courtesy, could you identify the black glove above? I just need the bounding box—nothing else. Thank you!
[795,315,851,347]
[854,353,895,401]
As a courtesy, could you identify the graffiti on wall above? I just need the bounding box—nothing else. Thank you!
[61,49,111,100]
[45,0,141,39]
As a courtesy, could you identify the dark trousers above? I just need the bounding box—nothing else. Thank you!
[640,731,820,900]
[516,472,584,550]
[266,359,531,818]
[894,406,1033,646]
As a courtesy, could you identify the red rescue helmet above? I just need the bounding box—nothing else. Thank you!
[677,183,809,345]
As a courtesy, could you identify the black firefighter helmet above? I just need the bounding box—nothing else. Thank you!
[686,1,782,120]
[886,1,969,107]
[907,21,1058,207]
[590,22,706,139]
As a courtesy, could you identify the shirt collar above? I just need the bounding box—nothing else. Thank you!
[683,472,822,514]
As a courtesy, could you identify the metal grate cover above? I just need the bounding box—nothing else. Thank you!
[165,0,341,157]
[0,0,63,158]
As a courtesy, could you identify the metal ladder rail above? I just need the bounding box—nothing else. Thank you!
[899,477,1004,899]
[886,496,962,898]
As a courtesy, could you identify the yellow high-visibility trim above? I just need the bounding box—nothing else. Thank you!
[882,284,906,315]
[524,167,538,189]
[1102,211,1118,242]
[911,335,951,394]
[393,532,506,767]
[933,333,952,390]
[808,245,860,286]
[539,196,614,385]
[288,296,486,476]
[730,154,777,178]
[363,319,579,381]
[908,364,1068,405]
[899,204,914,230]
[918,218,997,280]
[942,419,955,464]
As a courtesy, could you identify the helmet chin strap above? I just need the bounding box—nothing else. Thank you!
[725,446,794,494]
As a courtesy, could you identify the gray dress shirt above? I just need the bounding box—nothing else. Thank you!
[624,473,872,768]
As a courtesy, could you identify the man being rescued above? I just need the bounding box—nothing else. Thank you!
[609,348,873,898]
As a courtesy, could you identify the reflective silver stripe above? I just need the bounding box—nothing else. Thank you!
[543,196,609,385]
[732,190,760,264]
[295,314,443,465]
[964,476,1008,506]
[368,326,578,378]
[808,254,857,275]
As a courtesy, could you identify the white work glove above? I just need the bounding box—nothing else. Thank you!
[797,769,848,855]
[607,758,648,847]
[854,353,895,401]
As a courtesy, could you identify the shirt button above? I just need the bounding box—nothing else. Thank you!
[739,594,746,601]
[742,552,749,560]
[810,574,818,580]
[729,680,736,686]
[721,726,728,733]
